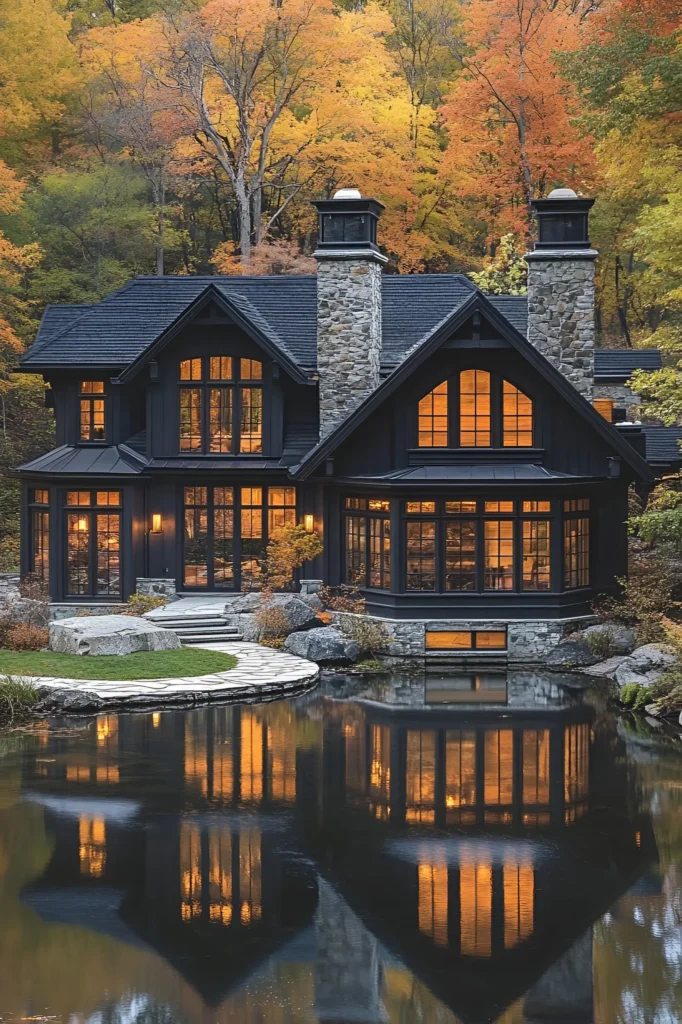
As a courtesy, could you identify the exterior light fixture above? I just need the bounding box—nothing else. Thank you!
[151,513,163,534]
[77,517,88,533]
[303,514,314,534]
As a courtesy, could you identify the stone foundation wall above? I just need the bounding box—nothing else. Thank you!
[136,577,178,600]
[330,611,595,663]
[526,251,597,400]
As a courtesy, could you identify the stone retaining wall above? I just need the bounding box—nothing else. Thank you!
[329,611,596,663]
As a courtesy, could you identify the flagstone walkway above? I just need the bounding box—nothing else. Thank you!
[31,642,319,713]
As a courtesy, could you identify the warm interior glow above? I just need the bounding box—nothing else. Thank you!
[593,397,614,421]
[304,513,315,534]
[151,513,162,533]
[418,861,449,946]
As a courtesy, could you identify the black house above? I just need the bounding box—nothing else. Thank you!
[18,188,665,660]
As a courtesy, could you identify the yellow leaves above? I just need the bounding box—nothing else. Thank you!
[0,162,26,217]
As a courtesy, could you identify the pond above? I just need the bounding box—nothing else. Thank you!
[0,670,680,1024]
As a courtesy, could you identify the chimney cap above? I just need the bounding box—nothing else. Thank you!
[333,187,362,199]
[547,187,578,199]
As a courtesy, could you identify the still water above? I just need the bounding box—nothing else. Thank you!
[0,671,680,1024]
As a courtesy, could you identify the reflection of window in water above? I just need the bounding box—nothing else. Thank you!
[96,714,118,746]
[241,710,264,803]
[406,730,436,824]
[369,724,391,819]
[425,675,507,705]
[564,723,590,823]
[484,730,514,814]
[214,708,234,803]
[503,860,534,948]
[267,710,296,803]
[460,859,492,956]
[180,823,262,927]
[418,861,448,946]
[445,730,477,824]
[523,729,550,806]
[79,816,106,878]
[184,711,208,798]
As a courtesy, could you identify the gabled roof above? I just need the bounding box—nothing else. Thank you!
[21,273,485,376]
[642,425,682,467]
[594,349,662,380]
[292,291,655,483]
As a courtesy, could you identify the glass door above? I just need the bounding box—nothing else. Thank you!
[65,491,121,597]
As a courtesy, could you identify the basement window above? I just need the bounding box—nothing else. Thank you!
[425,630,507,651]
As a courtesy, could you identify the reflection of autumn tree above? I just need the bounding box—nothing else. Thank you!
[594,739,682,1023]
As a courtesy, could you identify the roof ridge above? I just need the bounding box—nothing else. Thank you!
[23,280,139,360]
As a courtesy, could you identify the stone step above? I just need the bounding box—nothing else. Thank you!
[179,632,243,645]
[151,616,229,629]
[173,625,240,637]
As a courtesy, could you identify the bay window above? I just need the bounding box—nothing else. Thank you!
[179,356,264,454]
[563,499,590,588]
[344,498,391,589]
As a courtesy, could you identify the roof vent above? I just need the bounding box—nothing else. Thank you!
[333,187,362,199]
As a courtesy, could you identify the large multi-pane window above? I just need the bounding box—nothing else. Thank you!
[406,519,437,591]
[445,519,476,591]
[30,489,50,583]
[80,381,105,441]
[179,357,263,454]
[344,498,391,589]
[522,520,551,591]
[66,490,120,597]
[564,499,590,588]
[417,371,534,448]
[183,485,296,591]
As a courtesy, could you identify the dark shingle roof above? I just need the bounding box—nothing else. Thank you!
[22,273,488,374]
[487,295,527,335]
[642,425,682,466]
[594,349,662,380]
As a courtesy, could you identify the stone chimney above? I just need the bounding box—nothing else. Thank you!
[313,188,387,438]
[526,189,597,401]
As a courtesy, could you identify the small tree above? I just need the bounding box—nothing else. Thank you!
[264,524,323,591]
[469,234,527,295]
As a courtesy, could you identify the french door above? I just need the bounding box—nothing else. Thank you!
[65,490,121,597]
[182,485,296,592]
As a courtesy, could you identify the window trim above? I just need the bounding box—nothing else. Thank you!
[78,380,107,444]
[64,489,122,598]
[343,497,392,590]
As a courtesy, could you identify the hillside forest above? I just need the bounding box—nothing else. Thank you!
[0,0,679,567]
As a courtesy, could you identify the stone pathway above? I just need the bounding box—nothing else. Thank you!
[31,642,319,713]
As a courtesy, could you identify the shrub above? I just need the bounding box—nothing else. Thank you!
[584,626,618,661]
[620,682,653,710]
[254,601,290,641]
[0,593,50,648]
[4,624,49,652]
[594,551,680,645]
[264,525,323,590]
[0,536,20,573]
[319,585,366,614]
[337,614,391,656]
[0,676,38,723]
[260,636,286,649]
[19,572,48,600]
[127,592,168,616]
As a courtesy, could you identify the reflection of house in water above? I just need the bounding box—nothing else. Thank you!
[18,678,655,1022]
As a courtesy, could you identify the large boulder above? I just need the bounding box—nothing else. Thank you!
[614,643,677,688]
[284,627,361,665]
[223,592,262,615]
[581,622,635,656]
[545,639,599,670]
[265,594,320,633]
[49,615,181,656]
[224,592,320,640]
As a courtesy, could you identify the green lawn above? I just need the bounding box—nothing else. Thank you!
[0,646,238,681]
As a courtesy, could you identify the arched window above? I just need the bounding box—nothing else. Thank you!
[460,370,491,447]
[418,381,448,447]
[503,381,533,447]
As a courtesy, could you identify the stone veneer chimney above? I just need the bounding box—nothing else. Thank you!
[313,188,387,438]
[526,189,597,401]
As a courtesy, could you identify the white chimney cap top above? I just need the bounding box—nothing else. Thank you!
[333,187,362,199]
[547,187,578,199]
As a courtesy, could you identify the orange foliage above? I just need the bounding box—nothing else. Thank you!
[442,0,596,241]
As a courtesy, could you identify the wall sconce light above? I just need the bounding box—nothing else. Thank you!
[151,513,163,534]
[77,517,88,533]
[303,514,315,534]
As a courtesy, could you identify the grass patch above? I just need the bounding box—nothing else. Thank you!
[0,646,238,681]
[0,676,39,724]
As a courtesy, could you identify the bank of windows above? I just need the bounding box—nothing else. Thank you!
[65,490,121,597]
[179,357,263,454]
[30,489,50,583]
[405,499,553,594]
[80,381,105,442]
[344,497,391,589]
[183,486,296,591]
[417,370,533,449]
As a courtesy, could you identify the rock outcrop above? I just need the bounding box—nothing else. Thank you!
[49,615,181,656]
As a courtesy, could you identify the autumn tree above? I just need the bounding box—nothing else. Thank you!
[441,0,595,242]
